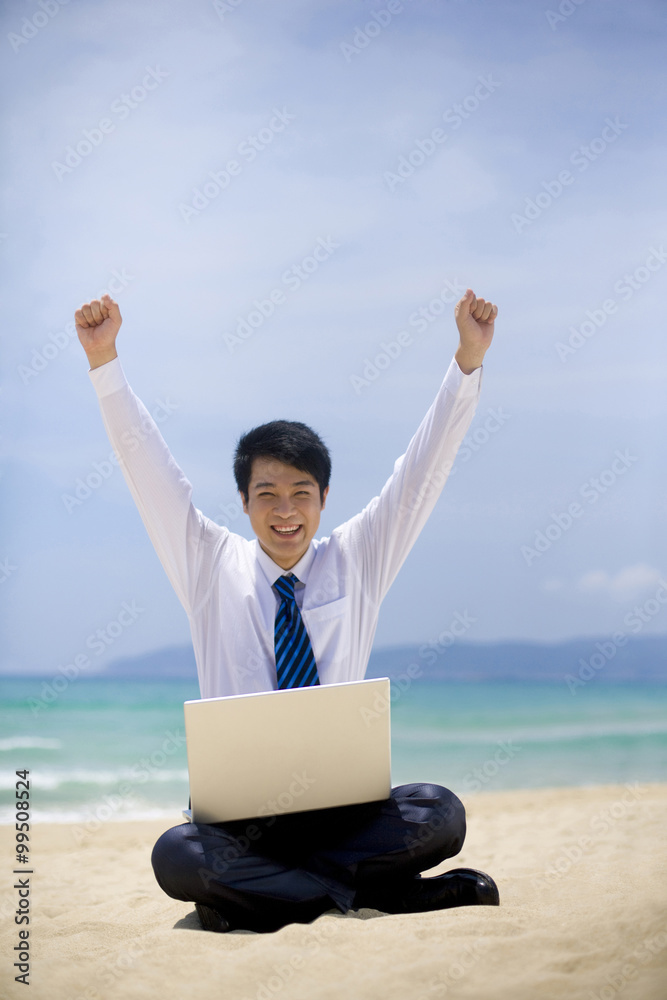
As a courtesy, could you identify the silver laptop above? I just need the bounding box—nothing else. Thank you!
[183,677,391,824]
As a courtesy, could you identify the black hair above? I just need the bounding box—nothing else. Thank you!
[234,420,331,502]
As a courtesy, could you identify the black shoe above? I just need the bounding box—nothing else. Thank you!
[195,902,232,932]
[357,868,500,914]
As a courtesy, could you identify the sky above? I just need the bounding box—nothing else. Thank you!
[2,0,667,676]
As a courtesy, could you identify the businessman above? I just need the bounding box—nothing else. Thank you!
[75,286,499,933]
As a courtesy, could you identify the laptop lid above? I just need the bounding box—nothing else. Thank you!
[184,677,391,823]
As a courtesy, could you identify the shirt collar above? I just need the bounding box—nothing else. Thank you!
[254,539,316,587]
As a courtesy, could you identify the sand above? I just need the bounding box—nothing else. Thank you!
[1,784,666,1000]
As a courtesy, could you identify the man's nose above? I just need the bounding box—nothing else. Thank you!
[274,495,296,516]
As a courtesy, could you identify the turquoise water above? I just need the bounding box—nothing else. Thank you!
[1,676,666,823]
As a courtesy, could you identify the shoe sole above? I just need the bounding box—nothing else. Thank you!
[195,902,231,932]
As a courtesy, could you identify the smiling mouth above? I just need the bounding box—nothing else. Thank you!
[271,525,302,537]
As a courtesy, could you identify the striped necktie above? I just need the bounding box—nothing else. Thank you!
[273,573,320,689]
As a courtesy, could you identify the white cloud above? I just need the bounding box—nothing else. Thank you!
[576,563,665,602]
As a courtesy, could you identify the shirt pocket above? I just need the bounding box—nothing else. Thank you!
[301,596,351,672]
[302,595,349,623]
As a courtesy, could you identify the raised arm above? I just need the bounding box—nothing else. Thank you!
[343,288,498,608]
[74,295,217,616]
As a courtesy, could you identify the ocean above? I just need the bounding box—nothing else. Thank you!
[1,674,666,825]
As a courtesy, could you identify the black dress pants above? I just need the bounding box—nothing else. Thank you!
[151,783,466,932]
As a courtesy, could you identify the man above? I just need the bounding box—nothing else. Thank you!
[75,287,499,933]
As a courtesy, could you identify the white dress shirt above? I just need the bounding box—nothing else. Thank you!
[90,357,482,698]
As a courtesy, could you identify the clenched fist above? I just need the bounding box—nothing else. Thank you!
[75,294,122,370]
[454,288,498,374]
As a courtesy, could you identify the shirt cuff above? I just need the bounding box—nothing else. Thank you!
[88,356,129,399]
[443,356,483,398]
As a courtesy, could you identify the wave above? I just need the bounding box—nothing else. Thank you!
[0,736,63,751]
[0,805,186,825]
[393,719,667,745]
[0,767,189,791]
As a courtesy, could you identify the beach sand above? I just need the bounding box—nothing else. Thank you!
[2,784,666,1000]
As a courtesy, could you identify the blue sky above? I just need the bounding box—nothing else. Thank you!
[2,0,667,675]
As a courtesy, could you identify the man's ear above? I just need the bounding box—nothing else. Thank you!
[320,486,329,511]
[241,491,249,514]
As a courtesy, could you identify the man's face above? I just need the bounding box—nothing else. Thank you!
[242,457,329,570]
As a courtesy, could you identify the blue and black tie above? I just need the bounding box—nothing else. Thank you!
[273,573,320,689]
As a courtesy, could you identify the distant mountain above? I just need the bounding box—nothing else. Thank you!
[102,645,198,679]
[100,634,667,684]
[365,635,667,683]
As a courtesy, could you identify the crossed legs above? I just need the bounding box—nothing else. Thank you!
[151,783,466,932]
